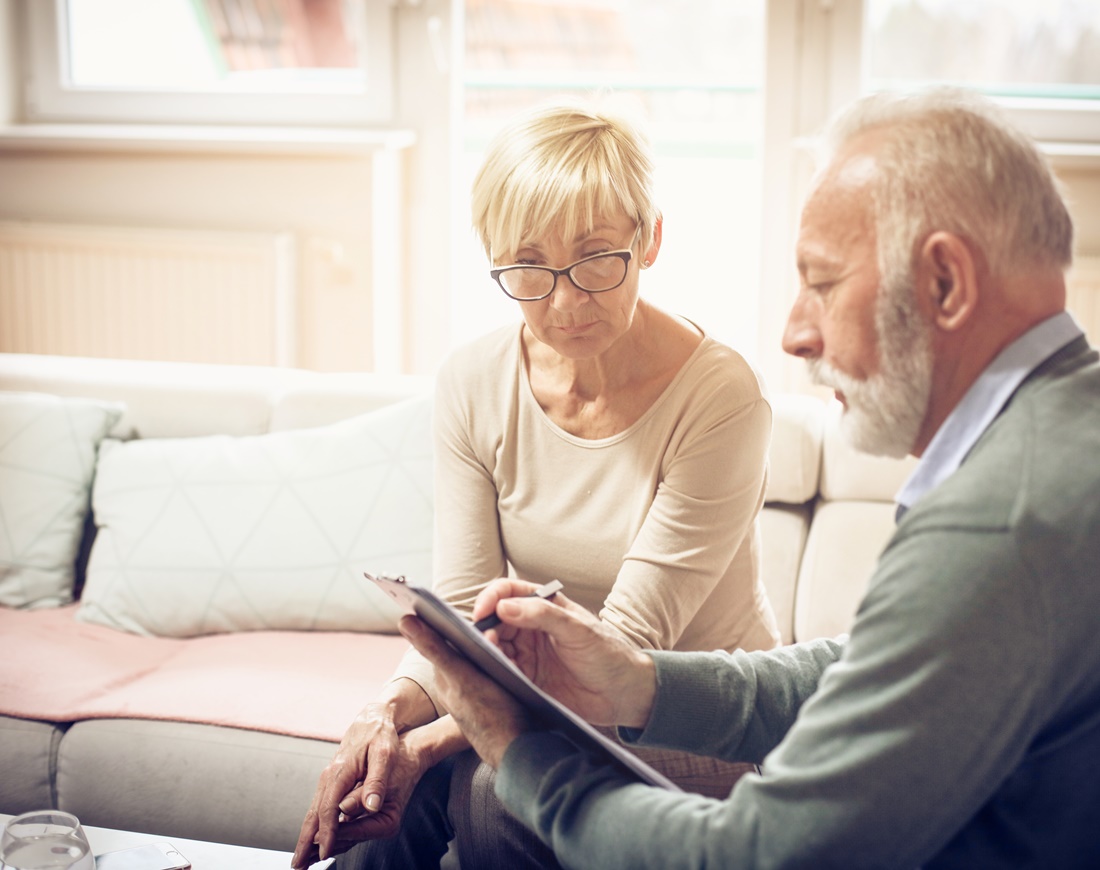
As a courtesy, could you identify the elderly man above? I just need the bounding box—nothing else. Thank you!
[400,87,1100,868]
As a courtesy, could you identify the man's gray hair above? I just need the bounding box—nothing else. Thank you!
[820,87,1074,285]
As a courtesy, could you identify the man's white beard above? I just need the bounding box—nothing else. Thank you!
[808,283,934,459]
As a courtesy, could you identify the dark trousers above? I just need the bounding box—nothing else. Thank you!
[335,749,561,870]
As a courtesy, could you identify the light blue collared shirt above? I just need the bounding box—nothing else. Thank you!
[894,311,1085,520]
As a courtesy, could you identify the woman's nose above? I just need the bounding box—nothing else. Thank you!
[549,274,590,311]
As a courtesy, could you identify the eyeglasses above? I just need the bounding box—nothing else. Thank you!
[490,227,641,301]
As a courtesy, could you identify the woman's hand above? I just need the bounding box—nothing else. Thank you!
[292,682,434,869]
[474,579,657,729]
[292,726,437,868]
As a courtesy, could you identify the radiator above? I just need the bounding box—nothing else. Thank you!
[1068,255,1100,345]
[0,221,296,366]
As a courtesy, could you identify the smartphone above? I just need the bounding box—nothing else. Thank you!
[94,843,191,870]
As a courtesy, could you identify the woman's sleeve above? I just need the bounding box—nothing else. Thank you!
[388,354,508,708]
[599,361,772,651]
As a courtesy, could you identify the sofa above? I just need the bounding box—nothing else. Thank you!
[0,351,916,855]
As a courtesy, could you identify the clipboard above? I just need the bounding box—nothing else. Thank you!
[366,571,682,791]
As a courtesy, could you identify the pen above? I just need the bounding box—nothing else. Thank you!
[474,579,563,632]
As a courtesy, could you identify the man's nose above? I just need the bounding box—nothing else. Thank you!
[782,292,823,359]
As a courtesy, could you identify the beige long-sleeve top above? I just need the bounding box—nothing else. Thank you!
[394,323,780,710]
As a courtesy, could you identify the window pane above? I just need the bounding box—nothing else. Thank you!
[866,0,1100,100]
[66,0,368,93]
[457,0,766,360]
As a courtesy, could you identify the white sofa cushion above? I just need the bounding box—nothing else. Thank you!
[0,392,123,607]
[765,394,825,505]
[77,396,433,637]
[792,500,897,642]
[759,504,811,644]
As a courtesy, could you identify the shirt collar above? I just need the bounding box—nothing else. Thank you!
[894,310,1084,519]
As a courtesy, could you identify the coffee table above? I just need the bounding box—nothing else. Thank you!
[0,813,331,869]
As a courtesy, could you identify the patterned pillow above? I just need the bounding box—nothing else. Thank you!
[77,396,433,636]
[0,392,124,608]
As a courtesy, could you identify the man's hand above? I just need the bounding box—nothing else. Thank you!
[399,615,530,768]
[474,579,657,729]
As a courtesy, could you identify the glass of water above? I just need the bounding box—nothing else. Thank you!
[0,811,94,870]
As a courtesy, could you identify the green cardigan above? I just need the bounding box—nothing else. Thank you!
[497,336,1100,869]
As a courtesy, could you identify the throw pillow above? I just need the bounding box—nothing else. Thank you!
[0,392,124,608]
[77,396,433,637]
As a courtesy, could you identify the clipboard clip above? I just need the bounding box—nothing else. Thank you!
[365,570,406,584]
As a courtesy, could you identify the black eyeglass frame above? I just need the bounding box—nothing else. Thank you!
[490,243,638,302]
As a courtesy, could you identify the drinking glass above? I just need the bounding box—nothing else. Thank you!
[0,811,94,870]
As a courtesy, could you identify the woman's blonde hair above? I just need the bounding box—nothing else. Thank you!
[471,99,660,264]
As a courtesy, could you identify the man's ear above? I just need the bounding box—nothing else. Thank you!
[918,231,978,331]
[641,217,663,269]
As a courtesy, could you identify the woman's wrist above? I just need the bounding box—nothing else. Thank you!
[376,676,438,732]
[406,714,471,769]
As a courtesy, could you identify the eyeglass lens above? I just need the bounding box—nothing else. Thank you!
[499,253,628,299]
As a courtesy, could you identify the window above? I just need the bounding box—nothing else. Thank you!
[756,0,1100,391]
[864,0,1100,143]
[10,0,1100,379]
[23,0,394,125]
[454,0,767,363]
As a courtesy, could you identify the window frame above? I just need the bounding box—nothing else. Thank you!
[20,0,396,126]
[991,97,1100,145]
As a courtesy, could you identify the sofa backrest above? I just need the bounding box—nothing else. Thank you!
[762,396,917,643]
[0,353,431,438]
[0,352,916,646]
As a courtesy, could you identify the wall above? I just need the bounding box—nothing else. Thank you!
[1,0,1098,379]
[0,0,14,124]
[1060,166,1100,256]
[0,1,455,375]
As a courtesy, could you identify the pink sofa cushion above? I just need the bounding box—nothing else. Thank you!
[0,605,408,742]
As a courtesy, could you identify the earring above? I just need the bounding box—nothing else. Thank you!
[642,259,651,269]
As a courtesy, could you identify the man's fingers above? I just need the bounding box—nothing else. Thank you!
[496,592,591,636]
[471,577,543,622]
[400,616,493,699]
[399,614,463,669]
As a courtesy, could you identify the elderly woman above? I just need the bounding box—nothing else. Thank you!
[293,101,780,870]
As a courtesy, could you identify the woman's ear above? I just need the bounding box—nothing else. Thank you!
[918,231,978,331]
[641,217,663,269]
